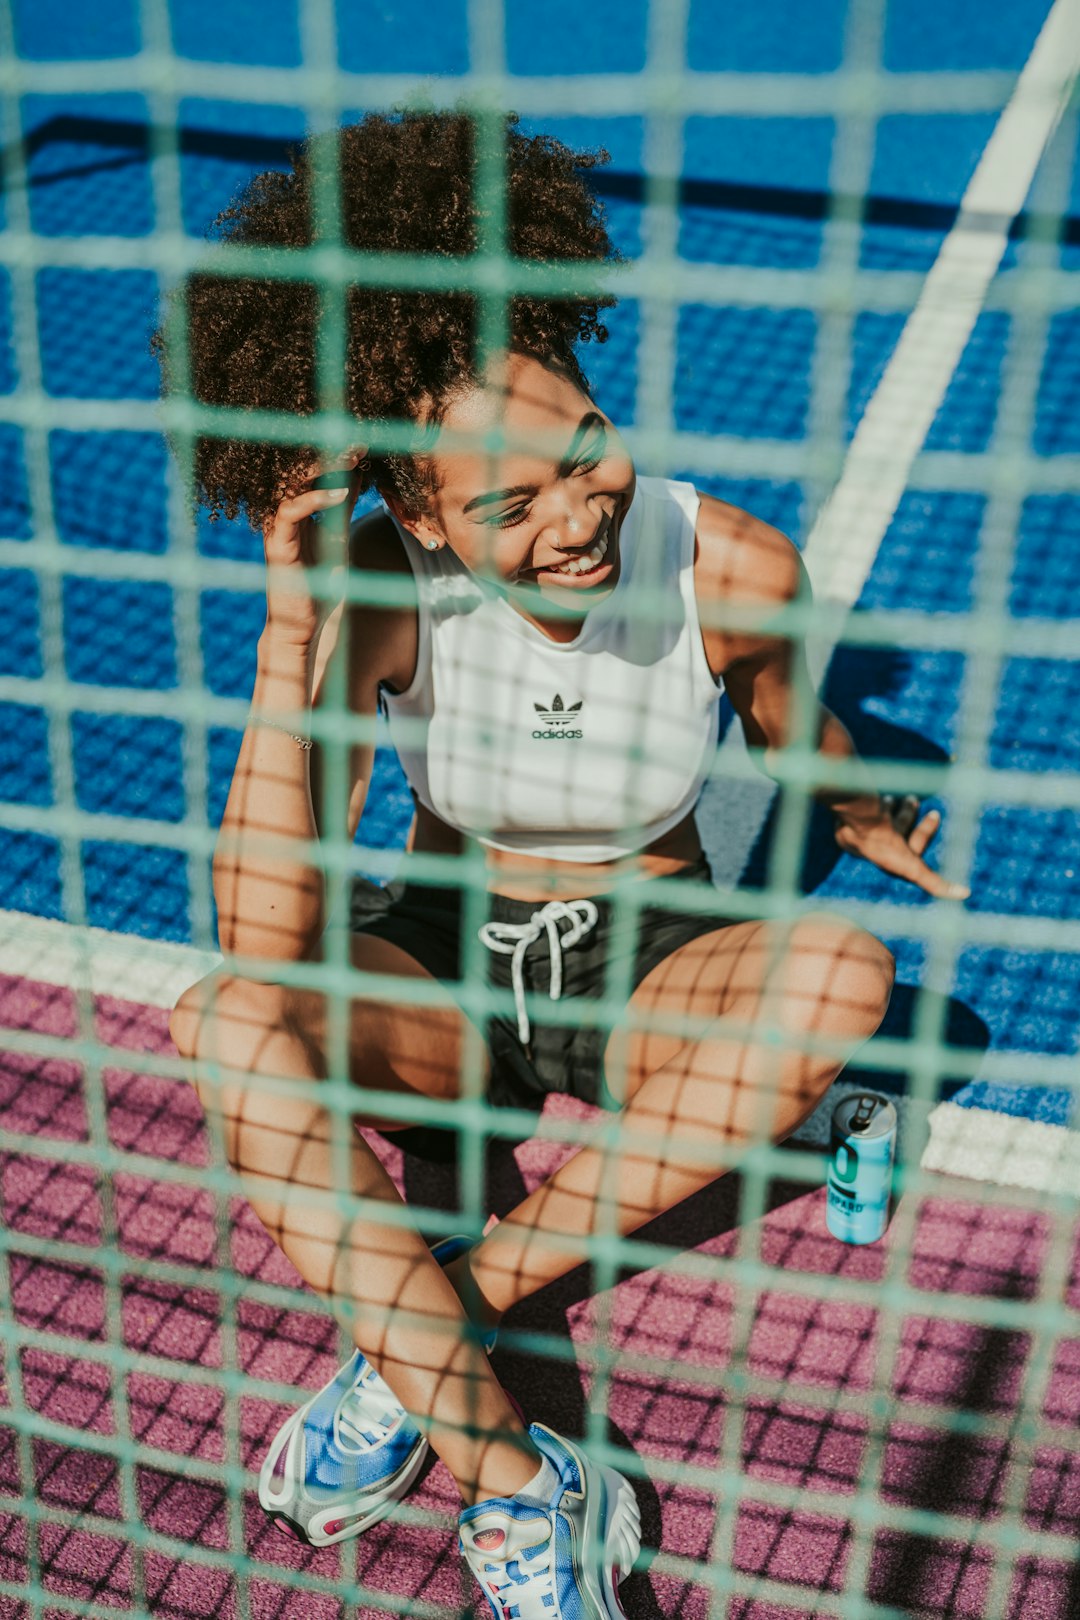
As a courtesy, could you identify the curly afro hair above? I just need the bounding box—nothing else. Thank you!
[151,109,620,530]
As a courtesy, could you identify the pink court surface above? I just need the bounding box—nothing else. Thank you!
[1,969,1079,1620]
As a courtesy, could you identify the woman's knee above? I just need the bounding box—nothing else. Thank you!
[169,974,214,1061]
[171,974,320,1162]
[169,972,293,1064]
[781,913,895,1034]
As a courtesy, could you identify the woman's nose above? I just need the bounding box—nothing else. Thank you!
[540,498,590,550]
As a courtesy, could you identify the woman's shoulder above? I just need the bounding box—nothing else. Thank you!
[345,505,419,698]
[691,491,802,606]
[689,489,806,674]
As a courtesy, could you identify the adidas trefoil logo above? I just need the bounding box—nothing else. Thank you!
[532,692,584,740]
[533,692,582,724]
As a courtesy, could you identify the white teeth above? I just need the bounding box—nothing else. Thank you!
[548,530,608,578]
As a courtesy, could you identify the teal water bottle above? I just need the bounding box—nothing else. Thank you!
[826,1092,897,1244]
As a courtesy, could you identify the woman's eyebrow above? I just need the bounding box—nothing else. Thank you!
[463,482,535,514]
[462,411,604,514]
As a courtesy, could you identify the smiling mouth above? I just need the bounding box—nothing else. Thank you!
[534,511,614,580]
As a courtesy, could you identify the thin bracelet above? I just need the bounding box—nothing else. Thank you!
[256,715,313,751]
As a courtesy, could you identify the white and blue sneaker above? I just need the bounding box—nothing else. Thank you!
[258,1348,428,1545]
[259,1233,499,1545]
[458,1422,642,1620]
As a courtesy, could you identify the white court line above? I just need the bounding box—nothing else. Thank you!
[695,0,1080,1176]
[0,905,219,1011]
[2,903,1079,1193]
[4,8,1080,1195]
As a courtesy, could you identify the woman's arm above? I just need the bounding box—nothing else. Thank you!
[696,495,968,899]
[213,631,328,964]
[211,463,413,964]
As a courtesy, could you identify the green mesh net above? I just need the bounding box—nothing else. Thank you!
[2,1,1080,1617]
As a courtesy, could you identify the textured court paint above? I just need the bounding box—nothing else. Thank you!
[49,430,171,555]
[0,272,16,396]
[884,0,1053,74]
[1,982,1079,1616]
[859,113,999,273]
[338,0,470,76]
[176,97,308,237]
[1036,309,1080,454]
[0,426,33,538]
[687,0,847,73]
[170,0,303,69]
[846,312,1010,455]
[680,116,836,270]
[0,704,50,810]
[677,305,818,440]
[11,0,141,61]
[37,269,160,401]
[505,0,648,75]
[21,93,155,240]
[0,573,41,681]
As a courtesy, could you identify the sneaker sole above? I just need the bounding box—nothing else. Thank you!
[600,1468,642,1619]
[532,1425,642,1620]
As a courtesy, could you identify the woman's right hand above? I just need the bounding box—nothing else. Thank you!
[261,448,367,651]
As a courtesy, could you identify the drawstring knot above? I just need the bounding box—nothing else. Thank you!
[478,899,599,1046]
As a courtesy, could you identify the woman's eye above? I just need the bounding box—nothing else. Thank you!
[573,430,606,475]
[489,504,531,529]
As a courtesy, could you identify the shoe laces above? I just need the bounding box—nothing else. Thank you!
[467,1518,556,1620]
[334,1361,405,1453]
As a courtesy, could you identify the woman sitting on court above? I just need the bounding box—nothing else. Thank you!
[160,110,963,1619]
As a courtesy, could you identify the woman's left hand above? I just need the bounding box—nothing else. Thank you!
[833,794,970,900]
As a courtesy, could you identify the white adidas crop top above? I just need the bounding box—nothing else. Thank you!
[380,476,722,863]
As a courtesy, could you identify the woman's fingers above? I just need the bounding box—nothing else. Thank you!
[905,809,969,898]
[906,854,970,901]
[300,445,369,496]
[260,450,366,646]
[307,468,358,492]
[264,446,366,528]
[880,832,970,900]
[907,807,941,857]
[887,798,968,893]
[262,487,351,648]
[839,811,970,900]
[264,486,350,562]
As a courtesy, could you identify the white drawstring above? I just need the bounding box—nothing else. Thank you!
[478,899,599,1046]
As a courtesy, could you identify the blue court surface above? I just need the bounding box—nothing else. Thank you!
[1,0,1077,1135]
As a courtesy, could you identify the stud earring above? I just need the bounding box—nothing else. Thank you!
[426,540,439,551]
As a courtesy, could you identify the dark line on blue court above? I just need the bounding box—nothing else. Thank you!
[7,115,1076,242]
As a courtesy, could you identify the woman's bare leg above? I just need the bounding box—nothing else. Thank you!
[170,947,541,1507]
[443,914,895,1322]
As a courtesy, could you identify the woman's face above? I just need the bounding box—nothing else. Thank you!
[389,353,636,629]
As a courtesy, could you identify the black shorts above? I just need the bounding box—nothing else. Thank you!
[348,856,739,1115]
